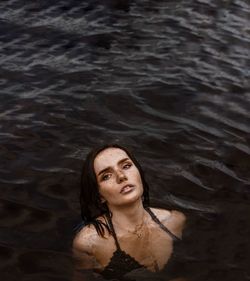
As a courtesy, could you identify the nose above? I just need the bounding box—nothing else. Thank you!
[116,169,127,183]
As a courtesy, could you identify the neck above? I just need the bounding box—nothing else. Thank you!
[108,200,146,232]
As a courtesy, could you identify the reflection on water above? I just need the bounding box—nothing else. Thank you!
[0,0,249,280]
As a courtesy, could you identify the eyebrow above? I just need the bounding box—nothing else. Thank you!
[97,158,130,176]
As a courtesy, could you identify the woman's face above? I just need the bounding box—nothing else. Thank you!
[94,148,144,209]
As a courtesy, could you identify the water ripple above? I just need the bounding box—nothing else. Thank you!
[0,0,249,280]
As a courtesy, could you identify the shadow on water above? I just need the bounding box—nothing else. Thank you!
[0,0,249,280]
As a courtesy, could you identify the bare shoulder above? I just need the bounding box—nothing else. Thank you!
[72,224,103,270]
[150,207,186,238]
[170,210,186,225]
[73,224,98,253]
[150,207,172,221]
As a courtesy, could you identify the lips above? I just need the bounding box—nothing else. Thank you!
[120,184,134,194]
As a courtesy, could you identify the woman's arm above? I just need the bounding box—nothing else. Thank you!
[72,227,103,280]
[72,243,101,270]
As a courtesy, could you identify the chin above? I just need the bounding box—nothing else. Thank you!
[124,193,143,205]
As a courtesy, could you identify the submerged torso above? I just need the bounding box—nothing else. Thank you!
[92,207,182,279]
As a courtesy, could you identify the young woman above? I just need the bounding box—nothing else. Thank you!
[72,144,186,281]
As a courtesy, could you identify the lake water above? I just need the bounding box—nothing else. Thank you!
[0,0,249,280]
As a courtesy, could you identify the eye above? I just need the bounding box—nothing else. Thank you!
[123,162,132,169]
[101,173,112,181]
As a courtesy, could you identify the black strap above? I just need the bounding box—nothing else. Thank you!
[145,207,181,241]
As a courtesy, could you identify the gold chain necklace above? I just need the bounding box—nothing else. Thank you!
[127,214,146,238]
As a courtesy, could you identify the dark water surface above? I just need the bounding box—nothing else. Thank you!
[0,0,249,280]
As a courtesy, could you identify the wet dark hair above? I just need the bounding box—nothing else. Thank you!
[80,144,150,237]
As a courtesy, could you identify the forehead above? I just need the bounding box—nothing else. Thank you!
[94,148,130,172]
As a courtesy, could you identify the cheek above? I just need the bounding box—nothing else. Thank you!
[98,181,113,196]
[134,170,142,182]
[97,182,105,196]
[98,182,106,193]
